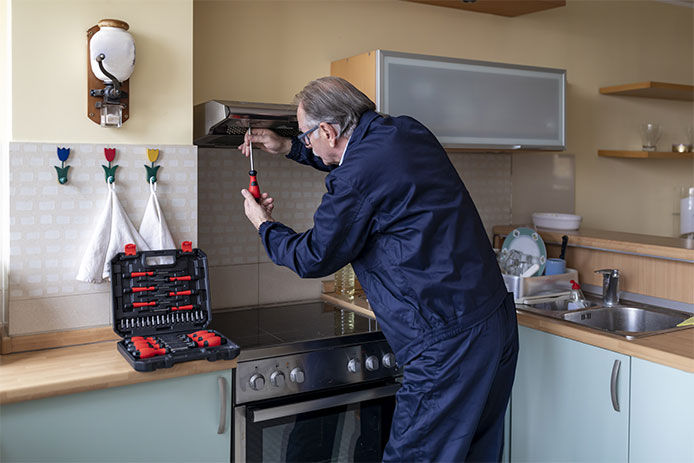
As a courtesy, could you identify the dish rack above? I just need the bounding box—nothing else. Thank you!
[503,268,579,302]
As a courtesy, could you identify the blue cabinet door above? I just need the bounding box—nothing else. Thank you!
[1,370,232,463]
[630,357,694,463]
[511,326,630,462]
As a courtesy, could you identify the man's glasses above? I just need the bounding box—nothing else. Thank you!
[297,122,337,148]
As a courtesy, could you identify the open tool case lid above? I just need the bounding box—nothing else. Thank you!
[110,242,239,372]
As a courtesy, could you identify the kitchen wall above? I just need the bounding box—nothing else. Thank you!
[3,0,195,336]
[11,0,192,144]
[194,0,693,238]
[1,0,10,327]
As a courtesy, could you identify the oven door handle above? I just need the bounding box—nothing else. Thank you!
[250,383,401,423]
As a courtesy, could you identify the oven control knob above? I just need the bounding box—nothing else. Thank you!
[249,373,265,391]
[348,358,361,374]
[382,353,396,369]
[289,368,305,384]
[270,371,285,388]
[365,355,379,371]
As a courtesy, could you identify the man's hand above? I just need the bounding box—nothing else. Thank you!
[241,190,275,230]
[238,129,292,157]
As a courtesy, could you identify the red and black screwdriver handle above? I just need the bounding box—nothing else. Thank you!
[248,170,260,203]
[133,347,168,359]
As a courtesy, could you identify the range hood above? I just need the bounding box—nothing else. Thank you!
[193,100,299,148]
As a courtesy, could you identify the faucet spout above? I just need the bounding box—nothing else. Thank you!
[595,269,620,307]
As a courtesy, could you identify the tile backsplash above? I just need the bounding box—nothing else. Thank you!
[198,148,512,310]
[8,142,197,335]
[6,142,568,336]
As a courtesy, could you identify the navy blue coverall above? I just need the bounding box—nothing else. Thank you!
[259,110,519,462]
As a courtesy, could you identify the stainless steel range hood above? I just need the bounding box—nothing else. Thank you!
[194,100,299,148]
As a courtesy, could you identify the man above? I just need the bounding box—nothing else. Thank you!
[239,76,518,462]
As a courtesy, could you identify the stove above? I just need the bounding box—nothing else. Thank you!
[210,301,401,462]
[209,300,399,404]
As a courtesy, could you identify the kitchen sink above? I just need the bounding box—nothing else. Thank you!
[562,306,693,339]
[517,295,693,339]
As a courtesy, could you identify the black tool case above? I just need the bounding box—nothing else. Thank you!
[110,243,240,372]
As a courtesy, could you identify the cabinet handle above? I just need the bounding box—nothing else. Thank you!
[217,376,228,434]
[610,359,621,412]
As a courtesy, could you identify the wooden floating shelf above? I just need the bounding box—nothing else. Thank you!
[599,150,694,159]
[599,81,694,101]
[403,0,566,17]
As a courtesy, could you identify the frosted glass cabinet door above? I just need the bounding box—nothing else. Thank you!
[0,370,232,463]
[511,327,630,462]
[379,51,565,149]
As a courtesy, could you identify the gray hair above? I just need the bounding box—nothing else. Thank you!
[295,76,376,138]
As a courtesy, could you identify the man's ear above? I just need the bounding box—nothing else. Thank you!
[320,122,339,148]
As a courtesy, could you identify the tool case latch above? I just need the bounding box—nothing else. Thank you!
[124,243,137,256]
[181,241,193,253]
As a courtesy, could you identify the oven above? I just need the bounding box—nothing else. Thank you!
[209,301,401,463]
[235,380,398,462]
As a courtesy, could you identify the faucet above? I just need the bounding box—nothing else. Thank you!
[595,269,621,307]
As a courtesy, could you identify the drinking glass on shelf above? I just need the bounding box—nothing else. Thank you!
[639,123,661,151]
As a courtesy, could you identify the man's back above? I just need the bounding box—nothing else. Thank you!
[330,111,506,365]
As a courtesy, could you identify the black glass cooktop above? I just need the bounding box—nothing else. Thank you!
[209,301,380,350]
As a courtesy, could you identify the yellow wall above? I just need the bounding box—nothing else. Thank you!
[194,0,694,237]
[11,0,193,144]
[1,0,9,327]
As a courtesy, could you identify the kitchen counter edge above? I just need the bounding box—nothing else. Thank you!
[0,341,237,405]
[322,293,694,373]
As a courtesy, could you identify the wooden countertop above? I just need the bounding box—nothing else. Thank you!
[321,293,694,373]
[0,341,237,405]
[492,225,694,262]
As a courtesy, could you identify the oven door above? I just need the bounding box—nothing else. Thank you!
[235,382,399,463]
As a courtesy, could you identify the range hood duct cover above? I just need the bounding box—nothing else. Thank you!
[194,100,299,148]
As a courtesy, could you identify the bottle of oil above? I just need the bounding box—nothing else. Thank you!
[334,264,355,302]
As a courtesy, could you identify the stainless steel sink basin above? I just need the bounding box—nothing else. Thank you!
[562,306,693,339]
[523,299,600,312]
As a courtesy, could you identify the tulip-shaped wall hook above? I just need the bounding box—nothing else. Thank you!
[102,147,119,183]
[145,148,160,184]
[55,147,71,184]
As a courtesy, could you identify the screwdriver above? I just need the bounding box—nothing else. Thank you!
[247,127,261,203]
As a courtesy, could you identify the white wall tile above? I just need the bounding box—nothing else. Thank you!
[9,292,111,336]
[448,152,513,238]
[258,263,322,306]
[511,153,575,225]
[208,263,259,309]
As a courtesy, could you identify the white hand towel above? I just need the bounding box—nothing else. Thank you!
[77,183,150,283]
[139,181,176,251]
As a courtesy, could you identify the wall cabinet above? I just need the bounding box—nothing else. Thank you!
[0,370,232,463]
[331,50,566,151]
[511,326,630,462]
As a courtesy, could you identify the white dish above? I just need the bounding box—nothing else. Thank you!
[532,212,582,230]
